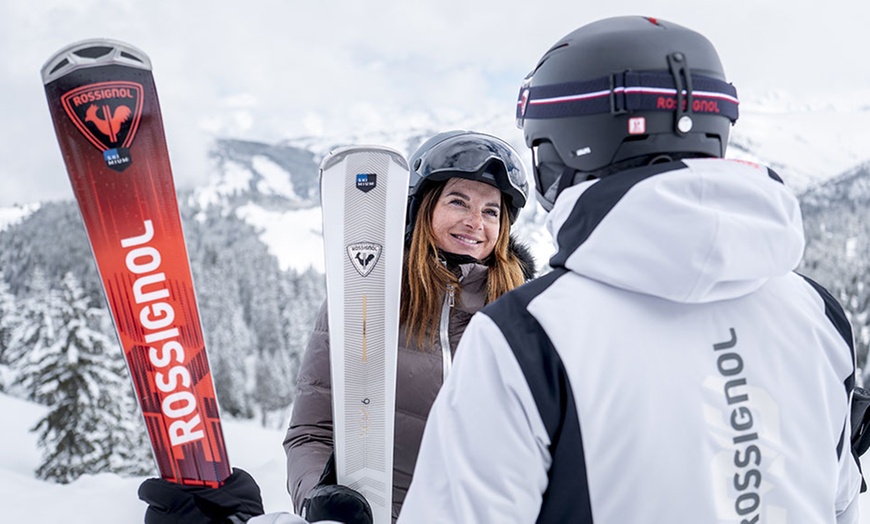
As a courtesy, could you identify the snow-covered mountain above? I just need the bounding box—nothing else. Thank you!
[3,91,870,275]
[729,90,870,190]
[167,94,870,275]
[180,110,554,273]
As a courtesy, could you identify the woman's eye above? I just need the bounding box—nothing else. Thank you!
[448,198,467,207]
[484,209,499,218]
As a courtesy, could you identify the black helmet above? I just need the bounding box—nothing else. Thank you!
[516,16,739,210]
[406,130,529,232]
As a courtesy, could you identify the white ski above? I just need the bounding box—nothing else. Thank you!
[319,145,408,524]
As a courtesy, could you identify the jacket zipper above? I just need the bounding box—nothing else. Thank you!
[440,283,455,382]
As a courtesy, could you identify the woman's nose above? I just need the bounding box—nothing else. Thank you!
[464,209,483,229]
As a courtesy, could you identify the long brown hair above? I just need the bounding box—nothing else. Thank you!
[400,180,526,347]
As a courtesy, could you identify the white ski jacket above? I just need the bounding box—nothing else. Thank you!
[399,159,861,523]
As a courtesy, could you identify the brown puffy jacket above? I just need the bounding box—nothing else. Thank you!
[284,243,534,520]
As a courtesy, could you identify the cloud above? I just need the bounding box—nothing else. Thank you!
[2,0,869,206]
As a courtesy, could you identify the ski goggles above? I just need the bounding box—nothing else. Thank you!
[412,133,529,211]
[531,141,574,212]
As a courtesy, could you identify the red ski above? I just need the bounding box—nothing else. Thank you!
[41,39,230,487]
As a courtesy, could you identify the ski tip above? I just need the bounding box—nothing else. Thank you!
[41,38,152,85]
[319,145,409,173]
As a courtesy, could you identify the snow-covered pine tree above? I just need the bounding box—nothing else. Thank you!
[0,270,20,390]
[7,268,61,401]
[248,265,296,427]
[279,267,326,380]
[244,253,285,361]
[251,267,326,428]
[198,263,255,418]
[108,383,154,477]
[0,270,16,346]
[283,267,325,355]
[19,272,148,483]
[800,170,870,381]
[211,326,255,419]
[252,346,296,428]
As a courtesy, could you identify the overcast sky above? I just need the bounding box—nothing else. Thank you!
[2,0,869,207]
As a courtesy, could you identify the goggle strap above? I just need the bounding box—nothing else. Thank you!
[517,72,739,124]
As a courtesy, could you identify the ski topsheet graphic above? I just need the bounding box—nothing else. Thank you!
[42,40,230,487]
[320,146,408,524]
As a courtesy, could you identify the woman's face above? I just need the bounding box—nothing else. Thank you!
[430,177,502,260]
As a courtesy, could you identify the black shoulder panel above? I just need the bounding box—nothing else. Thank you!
[799,273,856,460]
[482,269,594,523]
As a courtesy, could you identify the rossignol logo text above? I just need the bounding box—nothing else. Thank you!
[69,86,136,106]
[656,96,721,113]
[122,220,204,447]
[713,328,762,524]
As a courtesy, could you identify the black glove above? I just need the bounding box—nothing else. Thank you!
[300,484,373,524]
[851,386,870,493]
[138,468,265,524]
[852,386,870,458]
[299,452,373,524]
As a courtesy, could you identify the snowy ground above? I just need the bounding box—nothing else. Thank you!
[1,393,295,522]
[4,390,870,522]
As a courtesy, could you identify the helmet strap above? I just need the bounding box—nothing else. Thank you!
[555,164,579,200]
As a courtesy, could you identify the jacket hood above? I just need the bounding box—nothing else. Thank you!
[508,235,538,281]
[545,159,805,303]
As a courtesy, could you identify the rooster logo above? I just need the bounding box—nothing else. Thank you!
[356,252,375,268]
[84,104,132,144]
[347,242,383,277]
